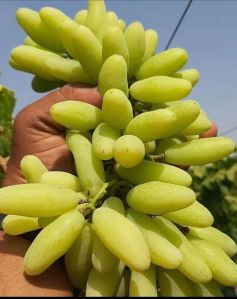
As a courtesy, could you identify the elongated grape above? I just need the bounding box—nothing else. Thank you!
[93,207,150,271]
[92,122,120,160]
[188,236,237,286]
[2,215,40,236]
[102,26,129,66]
[72,25,102,83]
[102,196,125,215]
[124,22,145,78]
[154,217,212,283]
[16,8,64,52]
[92,232,119,274]
[98,55,128,96]
[158,268,193,297]
[173,68,200,87]
[127,181,195,215]
[163,100,200,138]
[0,183,78,217]
[113,135,145,168]
[188,226,237,257]
[20,155,48,183]
[86,261,125,297]
[102,89,133,130]
[130,76,192,103]
[118,19,126,32]
[50,101,102,131]
[24,209,85,275]
[144,141,156,154]
[38,216,57,228]
[142,29,159,63]
[181,110,212,136]
[65,223,93,289]
[127,209,183,269]
[39,7,70,41]
[23,36,56,52]
[97,11,119,42]
[31,76,62,93]
[136,48,188,80]
[164,137,236,166]
[163,201,214,228]
[86,0,106,35]
[116,160,192,187]
[10,46,60,81]
[189,280,223,297]
[67,133,106,200]
[129,264,157,297]
[125,109,176,142]
[114,268,130,297]
[40,171,82,192]
[156,137,185,155]
[74,9,87,25]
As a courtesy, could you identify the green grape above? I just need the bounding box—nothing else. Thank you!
[65,223,94,289]
[124,22,146,78]
[188,226,237,257]
[92,232,119,274]
[47,56,93,84]
[86,0,107,35]
[115,160,192,187]
[23,36,56,52]
[163,201,214,228]
[185,134,199,141]
[181,110,212,136]
[126,181,195,215]
[20,155,48,183]
[0,183,78,217]
[39,7,70,42]
[158,268,193,297]
[98,55,128,96]
[72,25,102,83]
[102,26,129,66]
[114,268,130,297]
[74,9,87,25]
[129,264,157,297]
[67,133,106,200]
[16,8,64,52]
[129,76,192,103]
[136,48,188,80]
[164,137,236,166]
[113,135,145,168]
[144,141,156,154]
[86,261,125,297]
[142,29,159,63]
[50,100,103,131]
[163,100,201,138]
[97,11,119,42]
[2,215,40,236]
[153,217,212,283]
[24,209,85,275]
[102,196,125,215]
[38,216,58,228]
[127,209,183,269]
[40,171,82,192]
[189,280,223,297]
[31,76,63,93]
[58,19,79,59]
[172,68,200,87]
[93,207,150,271]
[125,108,176,142]
[188,236,237,286]
[155,137,185,155]
[102,89,133,130]
[92,122,120,161]
[10,46,60,81]
[118,19,126,32]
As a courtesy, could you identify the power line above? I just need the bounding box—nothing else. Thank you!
[164,0,193,50]
[220,125,237,136]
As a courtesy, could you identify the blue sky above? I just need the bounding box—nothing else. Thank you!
[0,0,237,142]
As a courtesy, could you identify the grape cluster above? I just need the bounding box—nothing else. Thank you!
[1,0,237,296]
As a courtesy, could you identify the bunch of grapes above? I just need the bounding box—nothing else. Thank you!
[1,0,237,296]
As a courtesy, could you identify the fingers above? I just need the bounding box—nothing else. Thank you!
[200,121,218,138]
[0,231,73,297]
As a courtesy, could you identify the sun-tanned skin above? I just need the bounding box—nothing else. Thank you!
[0,84,101,296]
